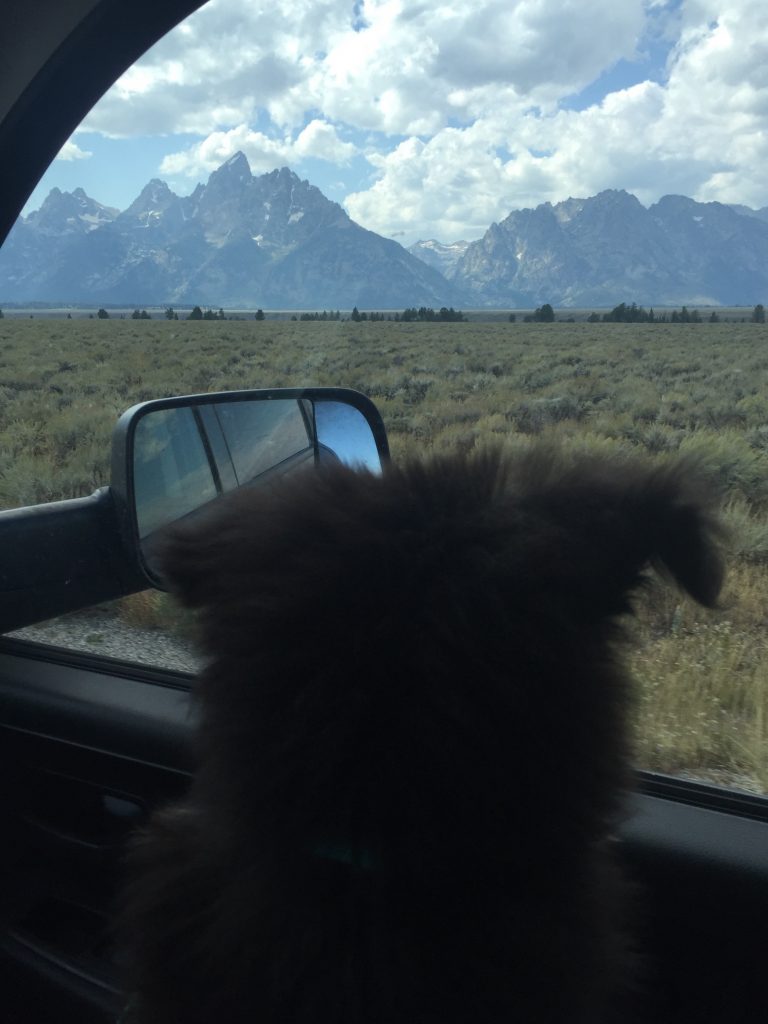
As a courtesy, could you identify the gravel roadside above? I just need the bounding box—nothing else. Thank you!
[9,609,202,675]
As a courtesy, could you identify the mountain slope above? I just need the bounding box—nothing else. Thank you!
[0,154,455,308]
[5,170,768,308]
[450,190,768,307]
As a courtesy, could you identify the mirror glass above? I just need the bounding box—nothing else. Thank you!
[314,401,382,470]
[133,407,220,540]
[131,392,385,572]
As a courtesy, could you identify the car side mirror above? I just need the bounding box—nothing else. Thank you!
[110,387,389,587]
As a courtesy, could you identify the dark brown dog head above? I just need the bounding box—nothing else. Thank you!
[162,446,724,619]
[157,447,725,864]
[124,447,726,1024]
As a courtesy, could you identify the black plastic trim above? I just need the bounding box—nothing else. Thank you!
[0,636,193,689]
[0,650,195,772]
[111,386,391,586]
[0,489,146,634]
[0,0,207,244]
[638,770,768,823]
[622,791,768,890]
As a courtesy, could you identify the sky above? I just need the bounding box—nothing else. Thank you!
[22,0,768,246]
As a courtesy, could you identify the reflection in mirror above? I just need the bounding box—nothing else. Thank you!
[130,391,386,579]
[134,407,218,540]
[315,401,381,472]
[210,398,313,483]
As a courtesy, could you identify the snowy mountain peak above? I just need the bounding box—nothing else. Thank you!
[204,153,254,197]
[408,238,472,279]
[224,151,251,171]
[1,158,453,307]
[212,151,252,185]
[26,186,118,235]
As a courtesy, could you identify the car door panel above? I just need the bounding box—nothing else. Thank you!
[0,643,195,764]
[620,793,768,1024]
[1,643,767,1023]
[0,645,194,1021]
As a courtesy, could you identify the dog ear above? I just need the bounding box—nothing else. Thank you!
[513,452,727,621]
[155,449,726,635]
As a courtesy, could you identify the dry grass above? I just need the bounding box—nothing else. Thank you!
[630,564,768,792]
[1,317,767,792]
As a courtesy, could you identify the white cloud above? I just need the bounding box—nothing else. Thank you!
[159,126,290,176]
[81,0,334,136]
[346,131,513,242]
[345,82,675,242]
[346,0,768,241]
[83,0,646,136]
[159,120,357,179]
[71,0,768,240]
[294,119,357,162]
[56,140,92,161]
[271,0,648,132]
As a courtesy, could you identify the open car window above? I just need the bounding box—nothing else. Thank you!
[0,0,766,801]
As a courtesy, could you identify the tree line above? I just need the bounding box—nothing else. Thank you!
[290,306,467,322]
[589,302,766,324]
[5,301,767,323]
[89,305,467,322]
[506,301,768,324]
[90,306,265,320]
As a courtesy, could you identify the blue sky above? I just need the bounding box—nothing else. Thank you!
[23,0,768,245]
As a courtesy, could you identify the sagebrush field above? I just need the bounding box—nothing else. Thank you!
[1,316,767,792]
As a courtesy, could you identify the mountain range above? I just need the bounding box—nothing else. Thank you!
[0,154,452,308]
[441,190,768,308]
[2,153,768,308]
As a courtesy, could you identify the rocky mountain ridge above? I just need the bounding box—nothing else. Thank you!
[446,190,768,307]
[0,153,454,308]
[3,159,768,307]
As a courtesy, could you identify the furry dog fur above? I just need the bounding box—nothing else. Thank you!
[117,446,725,1024]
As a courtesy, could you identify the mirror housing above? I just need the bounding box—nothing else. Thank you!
[110,387,389,587]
